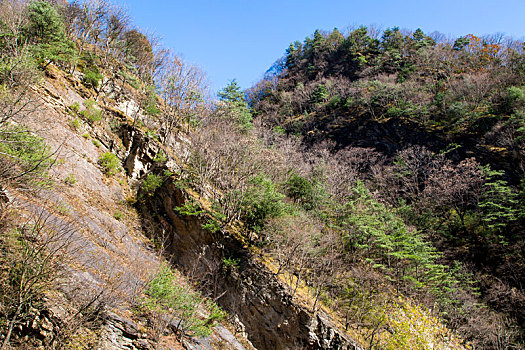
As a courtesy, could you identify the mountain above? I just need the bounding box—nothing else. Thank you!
[248,26,525,349]
[0,1,524,350]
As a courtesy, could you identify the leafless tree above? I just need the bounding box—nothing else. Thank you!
[0,207,76,348]
[156,54,208,142]
[67,0,111,73]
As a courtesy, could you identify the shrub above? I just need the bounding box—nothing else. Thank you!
[69,102,80,113]
[241,174,285,233]
[310,84,329,104]
[222,257,240,270]
[285,172,316,210]
[144,85,160,116]
[218,80,254,132]
[113,211,124,221]
[0,125,52,179]
[98,152,120,176]
[118,69,140,89]
[503,86,525,114]
[69,118,81,131]
[202,219,221,234]
[82,69,103,90]
[64,173,77,186]
[153,151,167,164]
[26,1,76,67]
[174,198,203,216]
[140,266,225,338]
[141,173,163,195]
[79,100,102,124]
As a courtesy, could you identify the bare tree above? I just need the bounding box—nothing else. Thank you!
[94,4,131,100]
[0,207,76,349]
[425,157,484,227]
[66,0,110,74]
[156,54,208,142]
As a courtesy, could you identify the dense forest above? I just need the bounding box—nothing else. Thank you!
[245,26,525,348]
[0,0,524,349]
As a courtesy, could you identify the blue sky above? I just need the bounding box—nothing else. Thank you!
[120,0,525,94]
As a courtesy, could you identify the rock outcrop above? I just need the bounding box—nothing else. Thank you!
[139,178,363,350]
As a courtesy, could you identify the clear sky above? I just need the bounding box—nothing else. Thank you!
[119,0,525,94]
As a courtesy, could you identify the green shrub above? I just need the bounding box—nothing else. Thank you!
[82,69,103,90]
[222,257,240,270]
[479,166,519,243]
[0,125,52,178]
[69,102,80,113]
[328,95,342,109]
[141,173,163,195]
[153,151,167,164]
[272,126,286,134]
[113,211,124,221]
[69,118,81,131]
[174,198,203,216]
[79,99,102,124]
[118,70,140,89]
[64,173,77,186]
[285,172,316,210]
[144,86,160,116]
[241,174,285,233]
[340,181,454,295]
[98,152,120,176]
[310,84,329,104]
[218,80,253,133]
[202,219,221,234]
[26,1,76,66]
[92,139,101,148]
[145,129,159,141]
[503,86,525,114]
[140,266,225,338]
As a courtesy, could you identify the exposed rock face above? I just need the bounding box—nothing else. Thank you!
[139,179,363,350]
[11,63,362,349]
[5,65,254,350]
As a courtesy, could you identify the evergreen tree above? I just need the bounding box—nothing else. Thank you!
[25,1,76,67]
[218,79,253,132]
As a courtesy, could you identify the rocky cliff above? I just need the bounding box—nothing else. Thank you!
[3,63,364,349]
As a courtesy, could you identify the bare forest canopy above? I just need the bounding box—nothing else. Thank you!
[0,1,525,349]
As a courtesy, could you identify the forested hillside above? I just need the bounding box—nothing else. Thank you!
[246,26,525,348]
[1,0,524,349]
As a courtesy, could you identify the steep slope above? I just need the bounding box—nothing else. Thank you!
[0,63,256,349]
[1,60,373,349]
[248,27,525,349]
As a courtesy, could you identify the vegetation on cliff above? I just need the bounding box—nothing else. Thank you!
[244,26,525,348]
[0,1,223,348]
[1,0,524,349]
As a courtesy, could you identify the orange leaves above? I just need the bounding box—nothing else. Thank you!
[465,34,501,70]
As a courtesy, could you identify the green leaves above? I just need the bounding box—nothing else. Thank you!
[339,181,451,292]
[218,80,253,132]
[25,1,64,43]
[98,152,120,176]
[173,198,203,217]
[25,1,76,67]
[0,125,52,179]
[479,166,519,242]
[141,173,164,196]
[240,174,285,233]
[141,266,225,338]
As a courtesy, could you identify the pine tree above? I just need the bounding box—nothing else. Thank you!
[218,80,253,132]
[25,1,76,67]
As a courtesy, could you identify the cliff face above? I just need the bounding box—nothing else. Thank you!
[139,180,363,350]
[2,65,251,349]
[5,63,362,349]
